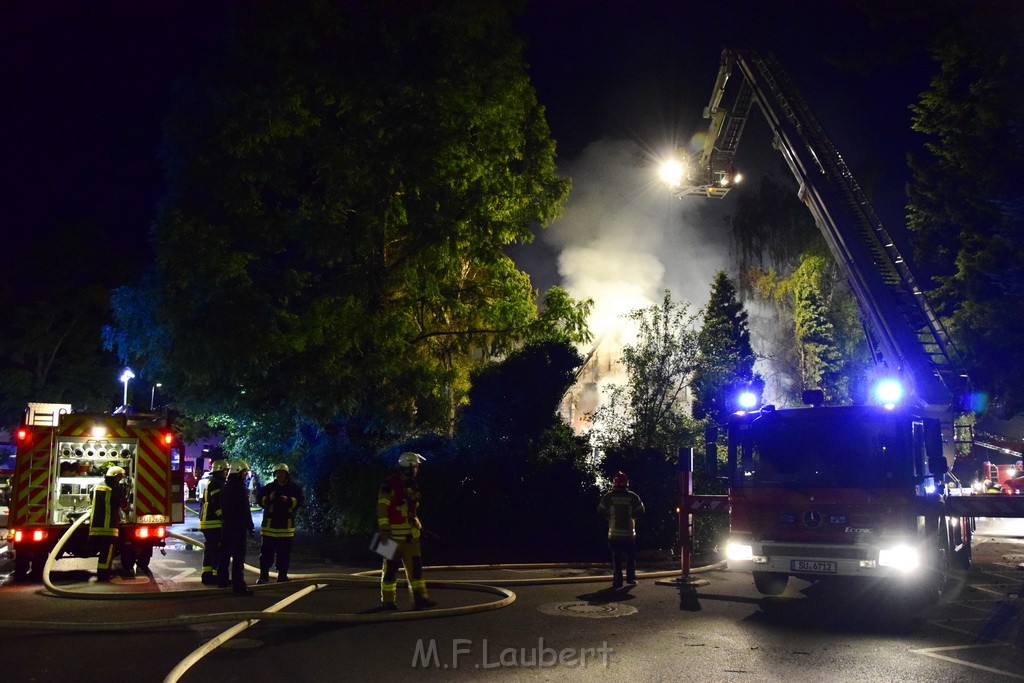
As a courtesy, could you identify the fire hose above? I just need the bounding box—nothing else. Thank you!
[0,514,724,632]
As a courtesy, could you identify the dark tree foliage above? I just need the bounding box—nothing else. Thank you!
[691,271,761,424]
[456,339,583,451]
[0,220,127,426]
[730,172,820,273]
[906,14,1024,415]
[109,0,588,441]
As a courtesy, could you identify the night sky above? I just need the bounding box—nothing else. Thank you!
[2,1,967,300]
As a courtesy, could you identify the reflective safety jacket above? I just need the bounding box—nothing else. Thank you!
[259,479,304,538]
[377,473,421,540]
[598,487,645,541]
[89,482,126,537]
[199,475,225,530]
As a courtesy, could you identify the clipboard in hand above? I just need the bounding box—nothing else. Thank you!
[370,532,399,560]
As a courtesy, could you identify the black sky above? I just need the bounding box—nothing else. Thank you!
[1,0,975,291]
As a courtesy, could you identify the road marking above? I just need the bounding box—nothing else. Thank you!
[912,643,1024,680]
[163,583,323,683]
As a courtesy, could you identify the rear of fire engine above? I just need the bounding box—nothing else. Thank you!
[9,402,185,581]
[722,401,969,600]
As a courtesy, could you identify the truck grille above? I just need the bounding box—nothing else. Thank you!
[765,545,869,560]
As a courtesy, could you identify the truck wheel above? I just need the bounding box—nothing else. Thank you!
[136,545,153,571]
[13,554,32,582]
[953,520,972,570]
[753,571,788,596]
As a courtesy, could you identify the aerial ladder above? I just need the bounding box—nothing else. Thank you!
[670,48,969,451]
[669,49,1023,591]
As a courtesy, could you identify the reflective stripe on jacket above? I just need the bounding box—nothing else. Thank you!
[598,488,645,540]
[199,477,224,530]
[376,473,421,539]
[260,480,304,538]
[89,483,122,537]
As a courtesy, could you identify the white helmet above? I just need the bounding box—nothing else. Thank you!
[397,452,425,468]
[106,465,126,478]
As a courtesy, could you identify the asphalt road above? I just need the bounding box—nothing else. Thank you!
[1,514,1023,682]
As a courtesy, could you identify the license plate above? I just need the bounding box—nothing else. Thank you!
[790,560,837,574]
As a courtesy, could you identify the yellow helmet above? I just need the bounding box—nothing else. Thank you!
[273,463,290,474]
[211,459,229,473]
[230,459,250,473]
[106,465,126,478]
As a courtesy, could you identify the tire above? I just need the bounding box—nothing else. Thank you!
[135,545,153,571]
[953,518,972,570]
[13,553,32,582]
[753,571,789,596]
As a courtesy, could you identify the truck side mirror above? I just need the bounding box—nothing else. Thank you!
[704,426,718,478]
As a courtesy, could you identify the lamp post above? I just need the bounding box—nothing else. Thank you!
[120,368,135,407]
[151,382,162,410]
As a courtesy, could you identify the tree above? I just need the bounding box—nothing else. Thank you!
[457,339,584,453]
[746,252,869,405]
[0,219,128,426]
[109,0,590,438]
[592,291,702,455]
[691,271,761,424]
[906,15,1024,415]
[589,292,703,550]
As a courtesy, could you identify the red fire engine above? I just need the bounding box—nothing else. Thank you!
[672,49,1024,600]
[9,402,186,581]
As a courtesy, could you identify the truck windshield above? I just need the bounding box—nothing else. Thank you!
[730,411,915,489]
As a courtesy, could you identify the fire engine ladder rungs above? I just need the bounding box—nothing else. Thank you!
[742,51,968,403]
[713,78,756,169]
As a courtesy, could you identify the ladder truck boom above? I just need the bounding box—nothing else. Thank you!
[676,49,969,429]
[674,49,1024,601]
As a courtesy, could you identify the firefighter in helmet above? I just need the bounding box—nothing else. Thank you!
[90,465,128,581]
[377,451,436,610]
[198,459,230,585]
[257,462,304,584]
[598,471,645,589]
[217,459,255,595]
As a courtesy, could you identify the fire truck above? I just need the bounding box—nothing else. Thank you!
[9,402,186,581]
[672,49,1024,598]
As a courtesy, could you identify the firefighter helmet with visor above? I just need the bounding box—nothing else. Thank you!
[398,452,426,468]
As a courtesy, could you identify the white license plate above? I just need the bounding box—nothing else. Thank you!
[790,560,837,574]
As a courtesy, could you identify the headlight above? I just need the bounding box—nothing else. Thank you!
[878,545,920,572]
[726,542,753,561]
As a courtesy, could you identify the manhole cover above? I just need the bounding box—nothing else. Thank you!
[537,601,637,618]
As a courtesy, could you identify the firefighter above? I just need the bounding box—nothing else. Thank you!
[257,463,304,584]
[598,471,645,589]
[89,465,127,581]
[217,460,255,596]
[377,451,436,610]
[984,478,1003,494]
[198,459,229,585]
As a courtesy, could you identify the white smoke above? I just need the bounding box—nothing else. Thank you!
[532,137,736,431]
[545,137,732,346]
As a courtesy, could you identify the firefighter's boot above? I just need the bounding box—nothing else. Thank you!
[414,592,437,610]
[256,570,271,585]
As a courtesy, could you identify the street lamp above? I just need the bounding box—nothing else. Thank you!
[151,382,162,410]
[120,368,135,407]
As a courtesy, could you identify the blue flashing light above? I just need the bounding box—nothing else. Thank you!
[873,378,904,408]
[737,391,759,410]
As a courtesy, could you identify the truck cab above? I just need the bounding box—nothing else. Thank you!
[722,403,966,598]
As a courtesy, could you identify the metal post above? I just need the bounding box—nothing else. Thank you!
[679,446,693,577]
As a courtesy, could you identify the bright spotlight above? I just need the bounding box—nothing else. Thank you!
[873,378,904,408]
[659,159,684,188]
[737,391,759,410]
